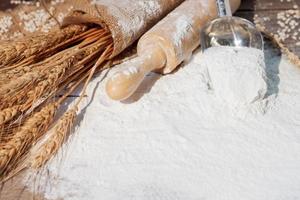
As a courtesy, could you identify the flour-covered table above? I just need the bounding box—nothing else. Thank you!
[4,39,297,200]
[1,1,300,199]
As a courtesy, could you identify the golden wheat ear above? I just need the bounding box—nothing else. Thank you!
[0,25,88,68]
[0,103,58,179]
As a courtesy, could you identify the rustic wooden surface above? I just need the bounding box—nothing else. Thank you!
[1,174,46,200]
[236,0,300,57]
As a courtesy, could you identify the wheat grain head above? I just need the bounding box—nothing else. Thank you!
[0,103,57,179]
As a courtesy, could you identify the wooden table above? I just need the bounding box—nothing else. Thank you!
[236,0,300,57]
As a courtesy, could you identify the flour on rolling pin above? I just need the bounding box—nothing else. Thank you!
[110,53,156,80]
[110,60,142,80]
[195,46,269,116]
[168,1,213,63]
[171,15,194,60]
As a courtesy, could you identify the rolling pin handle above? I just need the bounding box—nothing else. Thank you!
[106,45,166,101]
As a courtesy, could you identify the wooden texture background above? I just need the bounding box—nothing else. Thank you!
[236,0,300,57]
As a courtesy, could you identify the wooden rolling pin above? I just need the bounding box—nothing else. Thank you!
[106,0,241,101]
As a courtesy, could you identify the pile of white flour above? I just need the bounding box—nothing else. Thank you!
[31,46,300,200]
[198,46,268,116]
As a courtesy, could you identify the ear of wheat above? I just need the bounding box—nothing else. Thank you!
[0,25,88,68]
[0,18,114,182]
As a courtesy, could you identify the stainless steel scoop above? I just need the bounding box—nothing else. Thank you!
[201,0,264,51]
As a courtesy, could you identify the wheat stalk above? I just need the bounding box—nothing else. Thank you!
[0,28,107,85]
[0,31,111,111]
[0,25,88,68]
[0,103,57,178]
[0,51,100,131]
[0,71,42,99]
[0,67,89,181]
[0,28,108,79]
[0,71,86,182]
[31,108,77,169]
[28,45,113,171]
[0,26,114,182]
[0,37,108,126]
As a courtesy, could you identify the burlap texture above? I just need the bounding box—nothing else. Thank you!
[62,0,184,57]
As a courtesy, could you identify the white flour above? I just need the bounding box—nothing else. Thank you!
[31,46,300,200]
[171,14,194,58]
[197,46,268,116]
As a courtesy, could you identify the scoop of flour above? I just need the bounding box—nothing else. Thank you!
[195,46,268,114]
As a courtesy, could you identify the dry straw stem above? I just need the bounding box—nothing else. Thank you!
[0,25,88,67]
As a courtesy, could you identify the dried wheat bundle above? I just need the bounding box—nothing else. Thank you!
[0,22,113,182]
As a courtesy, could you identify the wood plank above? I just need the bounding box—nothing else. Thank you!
[235,7,300,57]
[238,0,255,11]
[255,0,300,10]
[235,10,255,21]
[239,0,300,11]
[0,1,17,11]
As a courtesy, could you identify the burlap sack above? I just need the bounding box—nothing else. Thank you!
[62,0,184,58]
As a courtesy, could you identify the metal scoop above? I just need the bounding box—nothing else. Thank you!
[201,0,264,51]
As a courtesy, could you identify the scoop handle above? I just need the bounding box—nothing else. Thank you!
[216,0,232,17]
[106,46,166,101]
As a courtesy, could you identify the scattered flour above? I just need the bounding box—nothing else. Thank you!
[196,46,268,116]
[0,16,13,34]
[172,15,193,55]
[29,46,300,200]
[18,8,59,33]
